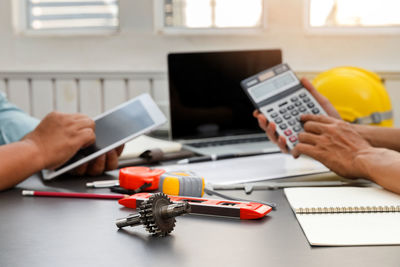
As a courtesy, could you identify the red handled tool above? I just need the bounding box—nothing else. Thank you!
[119,192,272,220]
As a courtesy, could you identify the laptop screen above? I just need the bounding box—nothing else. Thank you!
[168,49,282,140]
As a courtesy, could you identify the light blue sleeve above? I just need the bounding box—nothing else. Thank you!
[0,92,40,145]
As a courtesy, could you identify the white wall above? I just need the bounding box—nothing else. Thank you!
[0,0,399,127]
[1,0,400,73]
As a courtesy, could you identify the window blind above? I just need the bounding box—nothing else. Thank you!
[27,0,119,31]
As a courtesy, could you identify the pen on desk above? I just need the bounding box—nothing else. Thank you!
[22,190,126,200]
[177,151,269,164]
[211,180,371,194]
[86,180,120,188]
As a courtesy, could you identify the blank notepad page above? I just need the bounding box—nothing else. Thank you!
[284,187,400,246]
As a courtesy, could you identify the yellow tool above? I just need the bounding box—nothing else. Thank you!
[159,171,205,197]
[313,66,393,127]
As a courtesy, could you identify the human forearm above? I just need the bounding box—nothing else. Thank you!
[0,111,99,191]
[354,125,400,152]
[0,140,44,191]
[355,147,400,194]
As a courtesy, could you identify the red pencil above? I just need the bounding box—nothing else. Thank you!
[22,190,126,200]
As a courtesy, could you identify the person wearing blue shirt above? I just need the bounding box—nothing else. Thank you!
[0,92,123,190]
[0,92,40,145]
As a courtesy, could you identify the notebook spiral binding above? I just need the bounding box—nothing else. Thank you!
[295,205,400,214]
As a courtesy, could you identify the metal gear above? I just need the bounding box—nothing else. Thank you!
[139,193,176,237]
[115,193,191,237]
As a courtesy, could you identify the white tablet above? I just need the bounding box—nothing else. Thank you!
[42,93,167,180]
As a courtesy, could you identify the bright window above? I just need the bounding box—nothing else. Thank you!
[19,0,119,34]
[309,0,400,28]
[160,0,266,33]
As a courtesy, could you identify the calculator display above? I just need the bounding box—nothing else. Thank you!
[248,71,299,103]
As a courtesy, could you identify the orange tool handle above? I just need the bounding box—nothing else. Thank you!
[119,193,272,220]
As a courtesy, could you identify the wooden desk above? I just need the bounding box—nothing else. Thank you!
[0,172,399,267]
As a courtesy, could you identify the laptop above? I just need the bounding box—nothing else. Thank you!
[167,49,282,156]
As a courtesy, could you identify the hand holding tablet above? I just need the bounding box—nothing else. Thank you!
[41,93,167,180]
[70,144,125,176]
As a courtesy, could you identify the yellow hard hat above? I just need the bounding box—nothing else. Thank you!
[312,67,393,127]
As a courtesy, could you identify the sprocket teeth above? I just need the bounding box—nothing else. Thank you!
[136,193,179,237]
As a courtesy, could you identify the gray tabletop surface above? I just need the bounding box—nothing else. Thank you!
[0,171,399,267]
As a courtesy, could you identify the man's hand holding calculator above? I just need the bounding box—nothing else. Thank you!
[242,63,341,151]
[243,64,371,178]
[244,64,400,194]
[252,77,371,178]
[253,77,340,153]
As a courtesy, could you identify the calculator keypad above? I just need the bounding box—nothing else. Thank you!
[262,88,327,150]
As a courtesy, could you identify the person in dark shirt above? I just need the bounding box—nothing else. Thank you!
[254,78,400,194]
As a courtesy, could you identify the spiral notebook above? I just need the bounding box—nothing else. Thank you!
[284,187,400,246]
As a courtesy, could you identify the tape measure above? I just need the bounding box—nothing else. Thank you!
[118,167,205,197]
[117,167,276,209]
[160,171,205,197]
[119,166,165,191]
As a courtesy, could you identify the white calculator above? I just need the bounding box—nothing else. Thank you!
[241,63,327,150]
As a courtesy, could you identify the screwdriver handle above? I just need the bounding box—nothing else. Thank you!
[160,171,205,197]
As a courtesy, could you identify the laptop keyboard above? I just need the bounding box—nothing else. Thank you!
[187,136,268,148]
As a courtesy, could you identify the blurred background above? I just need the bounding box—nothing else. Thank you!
[0,0,399,130]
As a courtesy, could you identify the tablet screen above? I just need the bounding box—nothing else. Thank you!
[56,99,154,169]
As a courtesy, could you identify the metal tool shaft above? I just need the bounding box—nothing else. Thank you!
[115,213,141,228]
[160,202,191,219]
